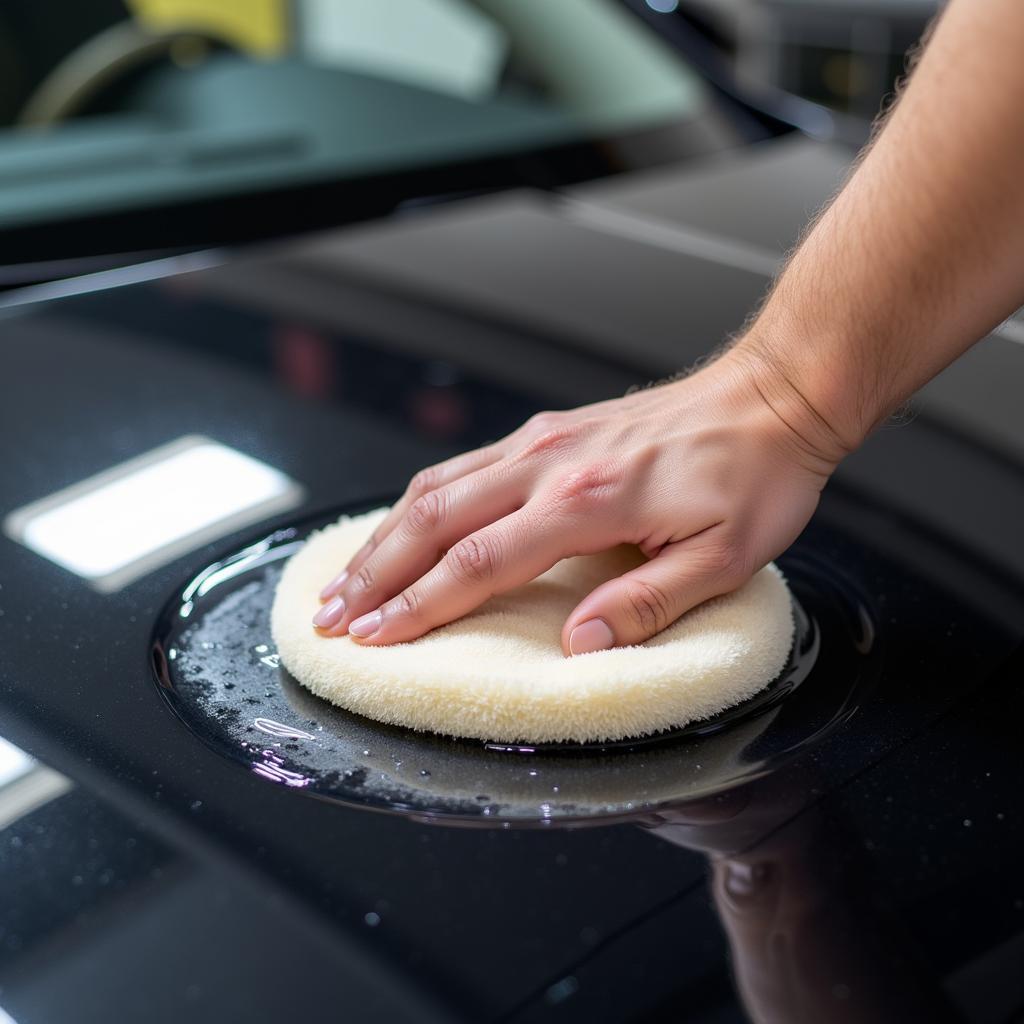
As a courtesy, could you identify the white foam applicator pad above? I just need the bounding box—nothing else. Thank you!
[271,508,795,744]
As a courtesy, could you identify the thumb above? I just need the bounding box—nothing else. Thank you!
[561,533,744,656]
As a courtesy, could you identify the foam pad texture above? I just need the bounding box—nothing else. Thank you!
[271,509,795,744]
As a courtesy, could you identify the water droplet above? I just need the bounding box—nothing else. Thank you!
[364,912,381,927]
[190,800,203,812]
[963,818,973,827]
[419,769,431,778]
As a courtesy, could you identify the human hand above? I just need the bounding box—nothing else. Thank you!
[651,791,955,1024]
[312,348,846,655]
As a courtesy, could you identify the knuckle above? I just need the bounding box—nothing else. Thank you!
[390,588,421,619]
[353,563,376,596]
[525,410,560,433]
[447,533,499,586]
[550,462,618,510]
[408,466,439,498]
[518,425,576,462]
[624,578,674,634]
[407,489,446,535]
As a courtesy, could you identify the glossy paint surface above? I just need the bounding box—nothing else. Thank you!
[1,151,1022,1022]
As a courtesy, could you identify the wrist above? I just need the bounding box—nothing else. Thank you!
[713,329,858,471]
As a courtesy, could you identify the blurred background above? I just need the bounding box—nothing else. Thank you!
[676,0,938,118]
[0,0,940,287]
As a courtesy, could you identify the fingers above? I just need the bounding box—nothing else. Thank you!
[560,527,748,655]
[315,463,527,636]
[319,443,503,601]
[344,505,568,646]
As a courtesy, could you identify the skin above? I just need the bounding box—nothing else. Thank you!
[648,776,962,1023]
[315,0,1024,655]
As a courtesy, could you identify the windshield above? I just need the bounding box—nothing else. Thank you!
[0,0,746,267]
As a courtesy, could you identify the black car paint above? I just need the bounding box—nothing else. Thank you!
[0,134,1022,1023]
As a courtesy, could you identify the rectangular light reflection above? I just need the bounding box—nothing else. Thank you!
[5,436,304,592]
[0,737,33,789]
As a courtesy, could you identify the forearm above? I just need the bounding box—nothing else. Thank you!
[729,0,1024,458]
[310,1,1024,652]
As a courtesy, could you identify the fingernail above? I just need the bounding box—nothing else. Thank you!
[312,596,345,629]
[349,609,382,638]
[319,569,349,601]
[569,618,614,655]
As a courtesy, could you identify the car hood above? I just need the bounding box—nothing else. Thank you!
[0,134,1022,1024]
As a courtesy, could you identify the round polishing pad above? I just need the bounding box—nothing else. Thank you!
[271,508,795,744]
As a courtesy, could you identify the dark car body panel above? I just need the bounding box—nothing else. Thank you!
[1,135,1022,1023]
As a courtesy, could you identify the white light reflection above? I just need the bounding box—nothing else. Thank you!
[251,749,312,788]
[0,737,73,832]
[253,718,315,741]
[0,250,223,311]
[0,737,32,787]
[4,436,304,593]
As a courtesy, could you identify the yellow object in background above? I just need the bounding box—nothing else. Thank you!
[126,0,289,55]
